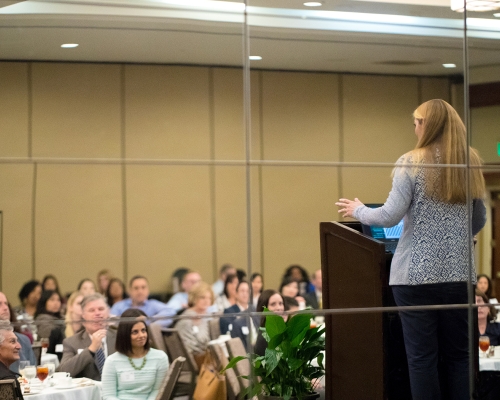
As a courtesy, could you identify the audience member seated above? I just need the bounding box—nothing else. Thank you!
[280,277,306,309]
[0,292,36,373]
[175,282,213,364]
[283,296,299,313]
[304,269,322,309]
[283,264,314,296]
[77,278,97,297]
[106,278,128,308]
[97,270,112,296]
[236,269,247,282]
[220,280,251,335]
[166,271,202,313]
[101,309,169,400]
[35,290,63,340]
[170,267,189,295]
[59,293,116,380]
[478,274,498,307]
[251,273,263,308]
[212,264,236,297]
[477,289,500,346]
[65,291,84,338]
[0,323,24,399]
[110,276,174,319]
[42,274,62,296]
[15,280,43,341]
[254,290,285,357]
[214,274,238,313]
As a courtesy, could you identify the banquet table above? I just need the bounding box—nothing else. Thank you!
[480,347,500,372]
[23,379,101,400]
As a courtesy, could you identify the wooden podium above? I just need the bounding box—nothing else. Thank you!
[320,221,411,400]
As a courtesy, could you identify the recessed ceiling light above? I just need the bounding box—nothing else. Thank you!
[304,1,323,6]
[61,43,79,48]
[249,56,262,60]
[494,13,500,17]
[443,63,456,68]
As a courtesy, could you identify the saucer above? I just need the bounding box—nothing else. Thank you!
[55,383,77,389]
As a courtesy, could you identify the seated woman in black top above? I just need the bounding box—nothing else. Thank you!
[253,290,285,356]
[477,289,500,346]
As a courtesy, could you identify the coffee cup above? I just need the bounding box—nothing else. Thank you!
[53,372,70,380]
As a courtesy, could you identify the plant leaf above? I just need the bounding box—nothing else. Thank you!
[287,313,313,347]
[288,356,304,371]
[265,311,287,339]
[220,355,247,373]
[264,348,281,375]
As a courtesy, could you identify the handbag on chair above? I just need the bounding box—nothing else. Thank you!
[193,352,227,400]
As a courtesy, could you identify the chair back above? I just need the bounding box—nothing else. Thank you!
[226,337,252,389]
[208,318,221,340]
[149,322,167,352]
[32,343,42,365]
[161,328,198,399]
[155,356,186,400]
[0,379,20,400]
[208,343,240,400]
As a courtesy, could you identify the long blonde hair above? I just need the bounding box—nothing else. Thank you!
[405,99,485,203]
[65,291,83,337]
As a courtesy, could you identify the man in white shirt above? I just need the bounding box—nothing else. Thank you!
[212,264,236,297]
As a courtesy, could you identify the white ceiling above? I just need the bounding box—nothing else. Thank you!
[1,0,500,79]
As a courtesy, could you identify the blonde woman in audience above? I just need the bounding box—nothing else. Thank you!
[77,278,96,297]
[214,274,238,313]
[176,282,213,365]
[65,291,84,337]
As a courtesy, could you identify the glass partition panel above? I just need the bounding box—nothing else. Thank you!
[0,0,245,300]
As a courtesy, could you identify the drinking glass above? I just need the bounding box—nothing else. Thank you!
[19,360,31,376]
[37,365,49,386]
[24,366,36,383]
[40,338,49,354]
[45,363,56,384]
[479,335,490,357]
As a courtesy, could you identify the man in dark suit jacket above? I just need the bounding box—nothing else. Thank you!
[304,269,322,309]
[58,293,116,380]
[219,281,251,334]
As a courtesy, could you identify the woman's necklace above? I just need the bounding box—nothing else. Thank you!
[128,355,147,371]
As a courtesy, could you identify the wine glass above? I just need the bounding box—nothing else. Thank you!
[19,360,31,376]
[40,338,49,355]
[36,365,49,387]
[479,335,490,357]
[45,363,56,385]
[24,366,36,384]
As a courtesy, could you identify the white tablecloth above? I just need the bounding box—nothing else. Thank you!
[25,382,101,400]
[479,346,500,371]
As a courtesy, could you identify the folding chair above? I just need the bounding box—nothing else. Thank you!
[155,356,186,400]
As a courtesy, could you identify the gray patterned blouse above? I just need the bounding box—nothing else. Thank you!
[353,154,487,286]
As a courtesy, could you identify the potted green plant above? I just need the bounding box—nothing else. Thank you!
[222,309,325,400]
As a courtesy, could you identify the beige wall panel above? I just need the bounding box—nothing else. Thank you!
[126,165,213,292]
[340,166,395,207]
[262,71,339,161]
[420,78,450,103]
[471,106,500,163]
[0,63,29,158]
[261,167,338,291]
[31,63,121,158]
[35,165,123,295]
[125,65,210,160]
[0,164,34,302]
[343,75,418,163]
[213,166,261,278]
[213,68,261,161]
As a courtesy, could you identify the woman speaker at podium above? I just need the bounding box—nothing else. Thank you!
[336,99,486,400]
